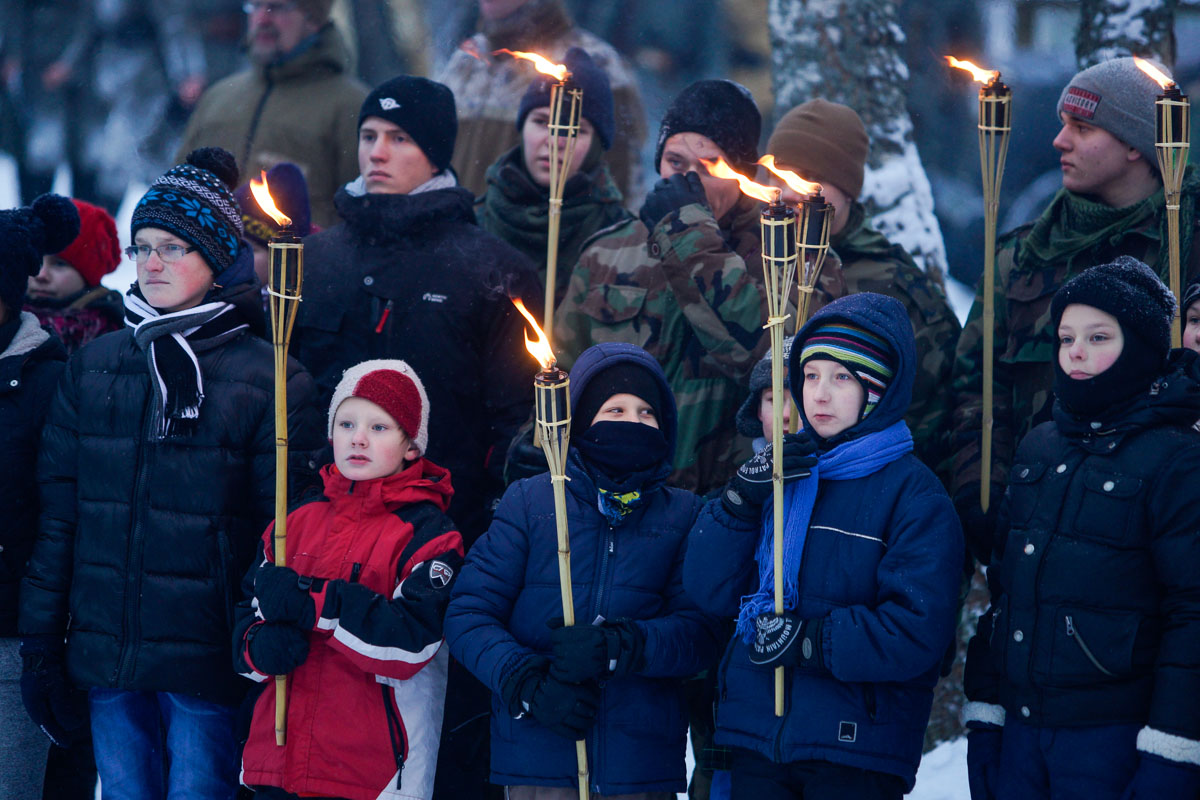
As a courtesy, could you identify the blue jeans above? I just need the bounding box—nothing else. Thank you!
[994,719,1140,800]
[89,689,238,800]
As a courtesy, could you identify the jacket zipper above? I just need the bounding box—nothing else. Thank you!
[590,527,615,622]
[114,400,156,684]
[380,684,407,789]
[1065,616,1116,677]
[216,533,234,630]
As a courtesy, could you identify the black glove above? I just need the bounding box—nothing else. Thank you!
[254,562,316,629]
[246,622,310,676]
[746,613,827,674]
[723,432,819,520]
[19,636,89,747]
[966,726,1002,800]
[548,618,645,682]
[501,658,600,739]
[639,171,709,230]
[953,483,1004,566]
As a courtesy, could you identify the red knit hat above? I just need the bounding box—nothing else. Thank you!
[328,359,430,453]
[56,199,121,287]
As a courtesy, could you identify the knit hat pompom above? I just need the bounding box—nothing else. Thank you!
[328,359,431,455]
[187,147,240,191]
[131,147,245,277]
[1051,255,1176,357]
[798,321,896,421]
[0,193,80,311]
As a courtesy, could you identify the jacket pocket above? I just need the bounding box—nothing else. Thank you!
[1006,462,1046,527]
[1043,606,1140,687]
[578,284,649,325]
[1070,470,1144,544]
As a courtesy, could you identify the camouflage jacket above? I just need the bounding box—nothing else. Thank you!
[951,175,1200,498]
[554,193,847,495]
[833,203,960,482]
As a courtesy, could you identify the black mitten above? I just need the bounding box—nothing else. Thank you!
[548,618,645,682]
[254,562,317,629]
[723,432,818,520]
[246,622,310,676]
[747,613,828,674]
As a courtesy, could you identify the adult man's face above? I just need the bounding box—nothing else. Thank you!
[358,117,437,195]
[659,132,742,222]
[478,0,530,22]
[247,1,320,65]
[1052,112,1148,205]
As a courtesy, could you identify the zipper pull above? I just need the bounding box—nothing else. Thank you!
[375,299,394,334]
[350,563,363,583]
[1065,615,1075,637]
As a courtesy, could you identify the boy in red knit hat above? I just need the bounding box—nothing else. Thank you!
[235,359,464,800]
[23,198,124,354]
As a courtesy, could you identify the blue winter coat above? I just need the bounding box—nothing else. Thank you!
[445,342,722,794]
[683,293,964,790]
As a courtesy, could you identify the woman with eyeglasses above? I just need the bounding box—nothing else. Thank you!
[18,147,325,799]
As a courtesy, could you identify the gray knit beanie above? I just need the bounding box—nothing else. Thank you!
[735,338,793,438]
[1057,56,1167,167]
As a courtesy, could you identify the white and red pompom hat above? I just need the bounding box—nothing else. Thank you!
[328,359,430,454]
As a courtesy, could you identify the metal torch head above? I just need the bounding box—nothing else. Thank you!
[1156,84,1190,146]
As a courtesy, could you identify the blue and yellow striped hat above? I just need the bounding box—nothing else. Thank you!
[798,321,895,419]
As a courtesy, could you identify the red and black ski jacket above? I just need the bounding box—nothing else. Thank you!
[236,461,463,800]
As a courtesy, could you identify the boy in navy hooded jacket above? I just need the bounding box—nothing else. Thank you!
[445,342,722,798]
[684,292,963,799]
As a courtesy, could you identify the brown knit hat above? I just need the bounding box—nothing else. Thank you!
[293,0,333,22]
[766,99,869,199]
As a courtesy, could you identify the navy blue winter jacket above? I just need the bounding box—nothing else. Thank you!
[445,342,722,794]
[683,293,964,790]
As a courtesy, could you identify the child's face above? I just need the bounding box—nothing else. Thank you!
[589,393,659,428]
[1185,300,1200,355]
[332,397,420,480]
[756,389,792,441]
[1057,304,1124,380]
[134,227,215,313]
[802,359,864,439]
[27,255,86,301]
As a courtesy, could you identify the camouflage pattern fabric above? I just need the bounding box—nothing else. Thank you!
[832,202,960,483]
[554,193,847,496]
[951,174,1200,498]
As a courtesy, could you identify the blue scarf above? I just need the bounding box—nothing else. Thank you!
[736,421,914,641]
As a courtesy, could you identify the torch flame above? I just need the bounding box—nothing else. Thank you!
[511,297,555,369]
[945,56,999,84]
[1134,57,1174,89]
[700,156,780,204]
[758,155,823,196]
[250,171,292,227]
[493,49,568,82]
[459,40,486,62]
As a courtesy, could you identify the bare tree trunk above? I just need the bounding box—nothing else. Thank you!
[768,0,948,279]
[1077,0,1176,70]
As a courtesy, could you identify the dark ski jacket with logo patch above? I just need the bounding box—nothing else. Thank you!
[292,181,541,545]
[444,342,723,795]
[683,293,963,790]
[963,349,1200,758]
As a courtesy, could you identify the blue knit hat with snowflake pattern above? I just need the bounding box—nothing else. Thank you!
[131,148,243,276]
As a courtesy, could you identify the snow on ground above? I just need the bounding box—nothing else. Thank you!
[910,738,970,800]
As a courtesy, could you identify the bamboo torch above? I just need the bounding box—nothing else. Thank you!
[510,297,590,800]
[947,56,1011,514]
[250,173,304,747]
[496,49,581,334]
[759,155,833,435]
[1136,58,1190,347]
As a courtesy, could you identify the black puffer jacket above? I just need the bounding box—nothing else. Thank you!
[0,313,66,636]
[965,350,1200,741]
[292,181,541,544]
[19,282,324,704]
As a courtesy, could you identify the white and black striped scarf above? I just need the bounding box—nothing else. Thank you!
[124,290,249,438]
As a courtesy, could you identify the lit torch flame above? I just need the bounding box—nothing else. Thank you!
[1134,57,1175,89]
[250,171,292,227]
[700,156,780,204]
[758,155,823,197]
[511,297,555,370]
[493,49,568,82]
[945,56,999,84]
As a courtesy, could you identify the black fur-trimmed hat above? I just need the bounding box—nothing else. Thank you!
[654,80,761,177]
[0,194,79,313]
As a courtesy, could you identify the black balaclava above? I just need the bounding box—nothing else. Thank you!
[572,362,669,479]
[1050,256,1175,419]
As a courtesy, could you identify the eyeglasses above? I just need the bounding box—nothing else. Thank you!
[125,244,198,264]
[243,1,297,15]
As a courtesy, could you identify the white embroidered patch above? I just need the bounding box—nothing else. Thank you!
[380,97,400,110]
